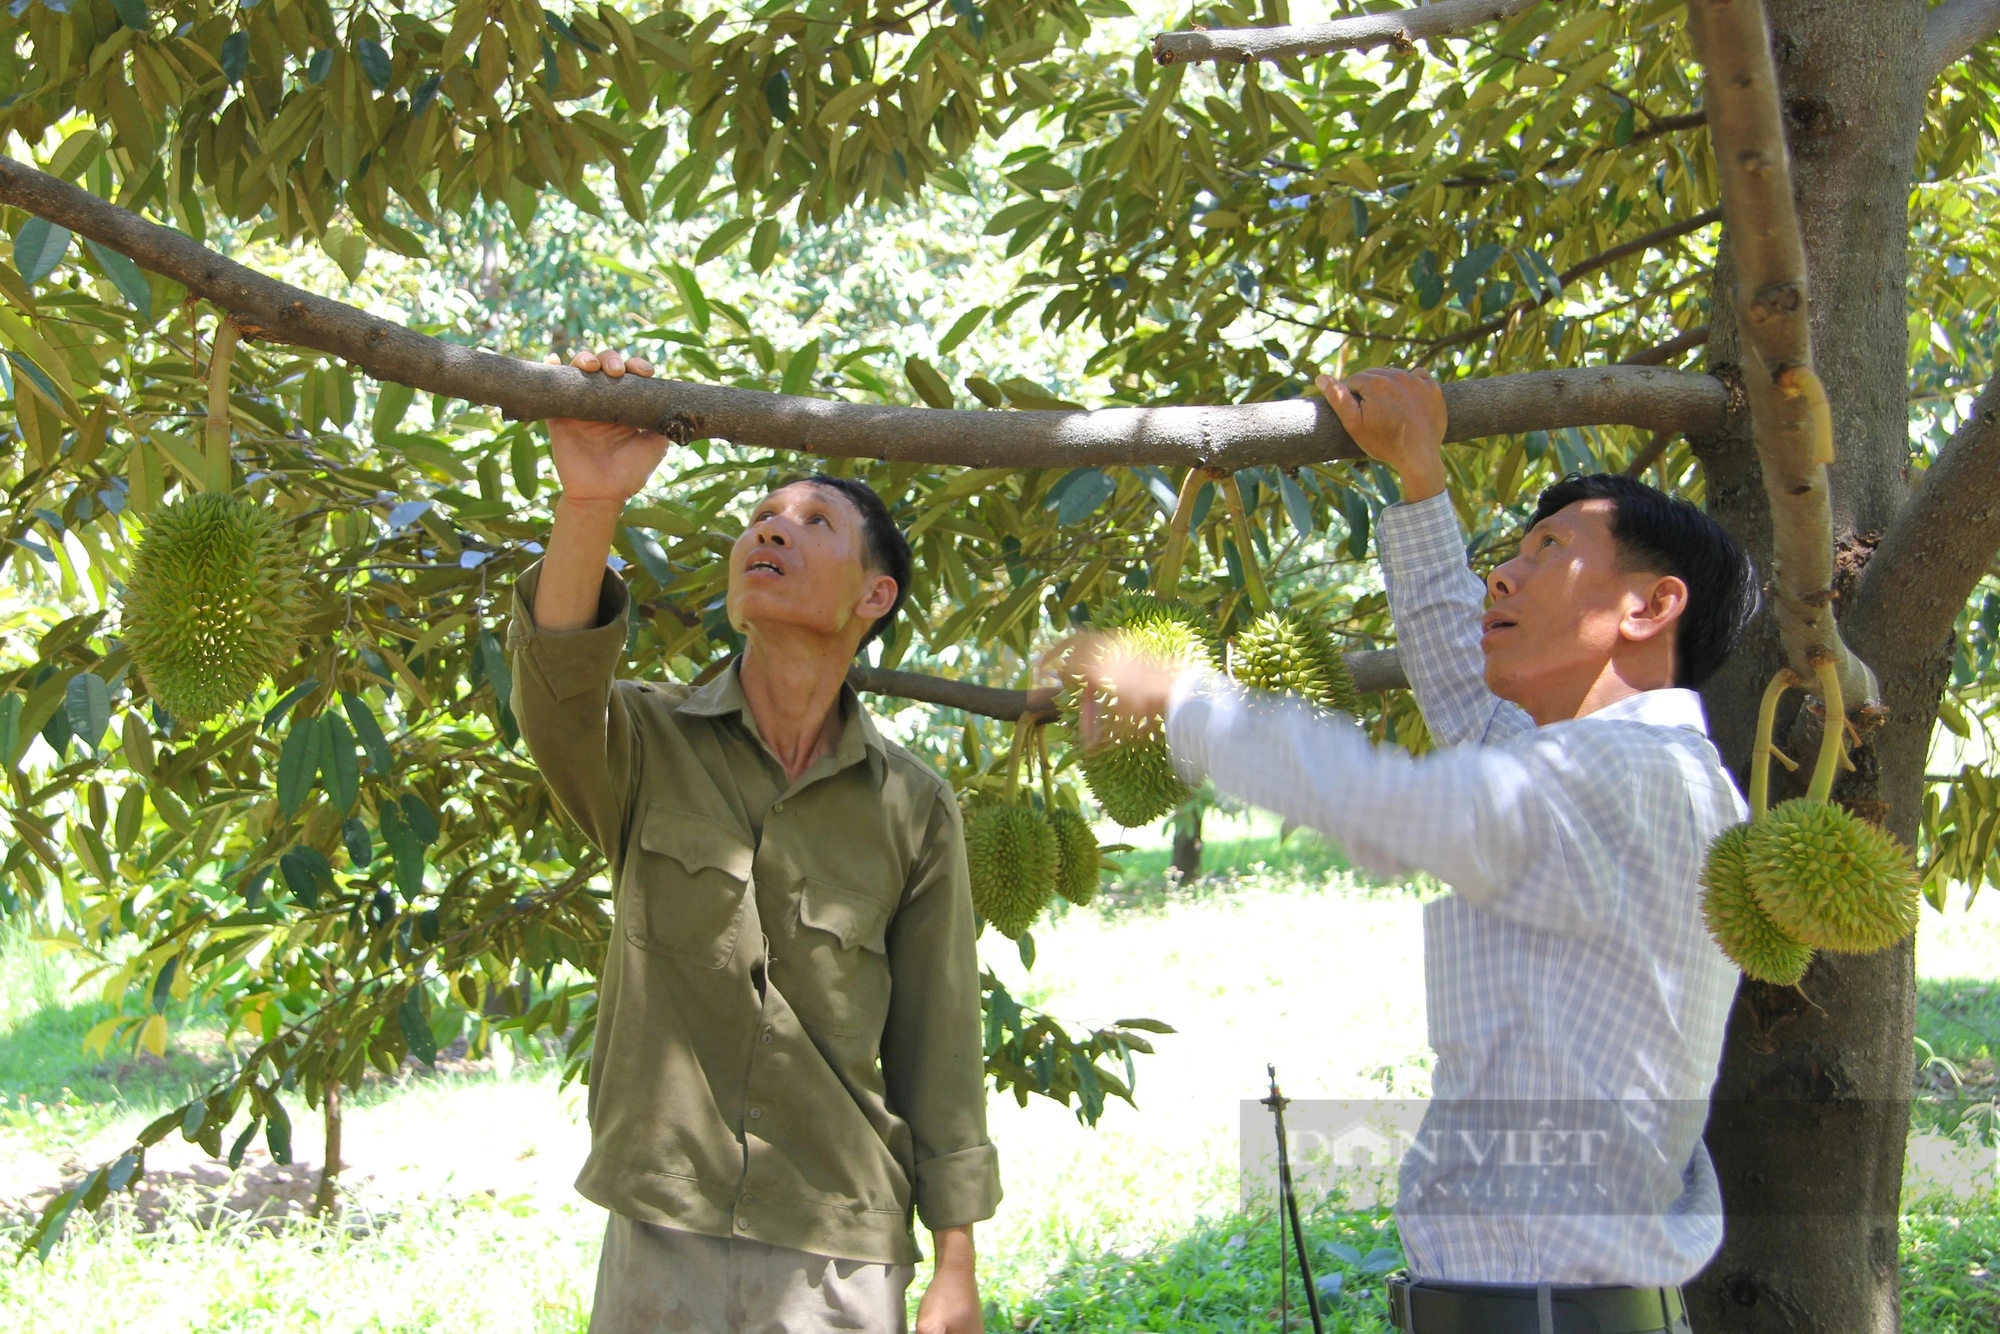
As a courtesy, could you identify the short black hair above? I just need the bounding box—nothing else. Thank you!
[787,474,911,650]
[1527,472,1757,688]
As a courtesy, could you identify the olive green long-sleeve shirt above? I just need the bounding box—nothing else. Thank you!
[506,562,1000,1265]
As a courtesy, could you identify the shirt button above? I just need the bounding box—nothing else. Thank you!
[735,1217,749,1231]
[749,1107,763,1120]
[760,1029,773,1044]
[771,801,784,813]
[740,1193,754,1203]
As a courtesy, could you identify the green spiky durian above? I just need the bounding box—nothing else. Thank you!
[1233,609,1361,715]
[122,493,307,725]
[1048,806,1100,907]
[1744,799,1920,954]
[966,804,1058,938]
[1076,611,1215,827]
[1700,823,1814,985]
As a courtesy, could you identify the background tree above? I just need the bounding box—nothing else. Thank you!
[1,2,1998,1329]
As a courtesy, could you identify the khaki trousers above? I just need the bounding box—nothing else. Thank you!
[588,1214,915,1334]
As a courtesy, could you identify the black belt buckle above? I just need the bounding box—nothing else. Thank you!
[1385,1273,1414,1331]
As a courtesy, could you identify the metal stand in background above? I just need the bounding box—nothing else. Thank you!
[1264,1064,1326,1334]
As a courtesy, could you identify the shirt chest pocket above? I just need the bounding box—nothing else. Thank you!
[779,877,895,1038]
[626,806,755,968]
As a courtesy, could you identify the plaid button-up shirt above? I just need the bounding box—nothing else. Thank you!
[1166,493,1745,1285]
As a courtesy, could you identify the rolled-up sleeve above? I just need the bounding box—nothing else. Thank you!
[507,560,639,857]
[880,786,1002,1231]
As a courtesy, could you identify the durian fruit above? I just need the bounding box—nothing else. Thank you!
[1700,823,1814,985]
[966,804,1058,938]
[1744,797,1920,953]
[1233,609,1360,715]
[122,493,307,725]
[1048,806,1100,907]
[1075,595,1218,828]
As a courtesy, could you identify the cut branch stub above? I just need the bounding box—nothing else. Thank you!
[1685,0,1878,710]
[1152,0,1541,66]
[0,155,1726,469]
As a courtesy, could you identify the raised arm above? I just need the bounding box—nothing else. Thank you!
[506,348,673,852]
[1319,369,1533,747]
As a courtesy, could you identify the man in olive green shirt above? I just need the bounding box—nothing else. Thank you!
[510,346,998,1333]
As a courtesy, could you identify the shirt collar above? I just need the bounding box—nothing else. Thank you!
[1586,687,1710,734]
[675,657,888,774]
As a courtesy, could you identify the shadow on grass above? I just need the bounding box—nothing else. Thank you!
[998,1201,1403,1334]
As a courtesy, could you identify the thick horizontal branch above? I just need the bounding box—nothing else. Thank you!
[1153,0,1539,65]
[0,156,1726,468]
[1847,376,2000,677]
[1427,208,1721,357]
[1923,0,2000,82]
[849,648,1410,722]
[1689,0,1876,710]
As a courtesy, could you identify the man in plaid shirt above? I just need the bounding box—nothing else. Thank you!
[1083,368,1757,1334]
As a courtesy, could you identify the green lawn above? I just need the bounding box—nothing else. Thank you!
[1,846,1995,1332]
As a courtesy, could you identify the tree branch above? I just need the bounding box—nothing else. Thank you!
[1425,208,1721,357]
[1846,375,2000,676]
[1687,0,1877,708]
[1619,324,1710,367]
[1922,0,2000,83]
[848,647,1409,722]
[1152,0,1540,66]
[0,155,1726,469]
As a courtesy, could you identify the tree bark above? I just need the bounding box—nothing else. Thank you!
[1171,806,1204,882]
[0,156,1725,472]
[1691,3,1934,1331]
[1921,0,2000,80]
[312,1080,342,1220]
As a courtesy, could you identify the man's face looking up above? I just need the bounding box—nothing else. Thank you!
[1480,498,1685,717]
[725,481,897,649]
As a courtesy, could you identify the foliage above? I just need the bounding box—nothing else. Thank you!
[1,0,1998,1259]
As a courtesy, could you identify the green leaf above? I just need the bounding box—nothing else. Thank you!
[666,262,710,335]
[983,199,1053,236]
[372,381,415,439]
[904,356,955,408]
[342,816,373,868]
[781,341,820,396]
[938,305,990,356]
[400,793,440,845]
[83,239,152,321]
[1279,471,1315,540]
[695,217,756,264]
[399,990,438,1066]
[1052,468,1116,525]
[228,1118,261,1169]
[0,693,19,769]
[509,428,542,500]
[321,713,360,813]
[382,803,425,898]
[279,846,332,908]
[355,37,393,91]
[749,219,781,274]
[276,716,325,818]
[111,0,146,30]
[63,673,110,755]
[341,692,394,775]
[266,1105,292,1165]
[13,218,71,285]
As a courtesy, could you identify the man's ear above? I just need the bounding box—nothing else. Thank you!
[855,571,898,622]
[1622,573,1689,645]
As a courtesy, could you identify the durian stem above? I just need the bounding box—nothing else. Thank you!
[1807,658,1847,804]
[1749,670,1798,820]
[1004,711,1036,804]
[204,318,240,494]
[1218,473,1272,613]
[1153,468,1205,597]
[1035,723,1057,814]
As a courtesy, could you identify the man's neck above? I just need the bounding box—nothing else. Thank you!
[1518,658,1675,726]
[738,631,856,783]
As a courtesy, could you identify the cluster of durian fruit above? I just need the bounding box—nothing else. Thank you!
[1699,665,1920,985]
[966,594,1362,939]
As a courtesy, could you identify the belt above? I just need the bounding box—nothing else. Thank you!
[1385,1274,1686,1334]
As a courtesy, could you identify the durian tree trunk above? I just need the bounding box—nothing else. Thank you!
[1689,1,1941,1328]
[312,1079,343,1220]
[1172,806,1204,883]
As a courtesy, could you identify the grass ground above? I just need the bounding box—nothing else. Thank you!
[0,811,1994,1331]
